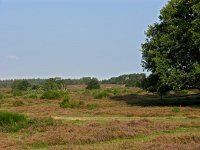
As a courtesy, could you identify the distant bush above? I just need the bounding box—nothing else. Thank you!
[113,89,121,95]
[59,96,71,108]
[13,101,24,107]
[172,107,180,113]
[0,92,4,99]
[86,104,97,110]
[59,96,84,109]
[11,80,31,91]
[94,91,110,99]
[29,93,38,99]
[176,90,188,96]
[12,90,23,96]
[41,91,61,99]
[0,111,29,132]
[86,78,100,90]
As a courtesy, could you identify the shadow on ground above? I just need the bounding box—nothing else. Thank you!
[110,94,200,107]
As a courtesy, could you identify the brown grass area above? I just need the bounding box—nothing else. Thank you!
[6,97,200,118]
[118,134,200,150]
[140,134,200,150]
[24,119,184,147]
[0,134,20,150]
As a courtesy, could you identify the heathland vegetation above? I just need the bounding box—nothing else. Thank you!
[0,0,200,149]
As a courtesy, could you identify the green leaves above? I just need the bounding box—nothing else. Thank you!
[141,0,200,92]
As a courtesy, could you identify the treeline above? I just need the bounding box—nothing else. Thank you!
[102,73,145,87]
[0,73,146,89]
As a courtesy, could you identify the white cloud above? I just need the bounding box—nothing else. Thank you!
[6,55,19,60]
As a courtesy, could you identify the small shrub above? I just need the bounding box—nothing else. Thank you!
[0,92,4,99]
[94,91,110,99]
[86,104,97,110]
[59,96,84,109]
[172,107,180,113]
[59,96,70,108]
[113,89,120,95]
[175,90,188,96]
[41,91,61,99]
[29,93,38,99]
[0,111,29,132]
[70,100,84,108]
[12,90,23,96]
[13,100,24,107]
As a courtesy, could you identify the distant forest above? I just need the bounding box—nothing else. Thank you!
[0,73,145,89]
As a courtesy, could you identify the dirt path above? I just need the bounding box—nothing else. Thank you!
[52,116,195,121]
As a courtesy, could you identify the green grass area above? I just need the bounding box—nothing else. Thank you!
[0,110,29,132]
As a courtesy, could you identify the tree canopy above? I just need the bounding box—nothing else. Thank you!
[11,80,31,91]
[141,0,200,92]
[86,78,100,90]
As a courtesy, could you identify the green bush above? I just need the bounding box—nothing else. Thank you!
[59,96,84,109]
[0,92,4,99]
[29,93,38,99]
[12,90,23,96]
[86,104,97,110]
[41,91,61,99]
[0,111,29,132]
[113,89,121,95]
[86,78,100,90]
[172,107,180,113]
[59,96,71,108]
[94,91,110,99]
[11,80,31,91]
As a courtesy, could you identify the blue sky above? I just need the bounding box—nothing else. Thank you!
[0,0,168,79]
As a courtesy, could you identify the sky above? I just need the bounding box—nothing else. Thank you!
[0,0,168,79]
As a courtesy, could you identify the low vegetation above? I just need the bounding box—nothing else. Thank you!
[40,90,62,99]
[0,111,29,132]
[0,84,199,149]
[59,96,84,109]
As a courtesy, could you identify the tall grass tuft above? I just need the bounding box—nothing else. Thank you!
[0,111,29,132]
[59,96,84,108]
[0,92,4,99]
[41,90,61,99]
[94,91,110,99]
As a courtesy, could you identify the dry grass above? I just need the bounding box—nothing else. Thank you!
[23,119,185,147]
[0,134,20,150]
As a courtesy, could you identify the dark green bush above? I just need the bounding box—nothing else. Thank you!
[0,92,4,99]
[86,78,100,90]
[0,111,29,132]
[12,90,23,96]
[41,91,61,99]
[11,80,31,91]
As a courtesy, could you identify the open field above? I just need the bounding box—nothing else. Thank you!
[0,85,200,150]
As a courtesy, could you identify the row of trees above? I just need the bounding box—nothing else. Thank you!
[141,0,200,96]
[0,78,93,88]
[102,73,146,88]
[10,77,100,91]
[0,73,146,90]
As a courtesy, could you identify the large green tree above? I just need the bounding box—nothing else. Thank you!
[141,0,200,91]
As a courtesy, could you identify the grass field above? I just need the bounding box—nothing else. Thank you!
[0,85,200,150]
